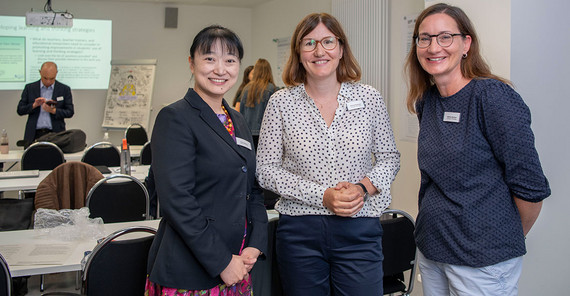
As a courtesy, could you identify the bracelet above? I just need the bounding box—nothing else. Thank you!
[355,182,369,202]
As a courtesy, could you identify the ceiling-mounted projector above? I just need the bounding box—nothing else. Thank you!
[26,11,73,27]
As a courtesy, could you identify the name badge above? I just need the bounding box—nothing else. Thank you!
[56,96,64,101]
[346,100,365,111]
[443,112,461,123]
[236,137,252,150]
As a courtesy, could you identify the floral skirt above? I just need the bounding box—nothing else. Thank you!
[144,275,252,296]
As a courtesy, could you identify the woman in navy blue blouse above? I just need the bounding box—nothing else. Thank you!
[405,3,550,296]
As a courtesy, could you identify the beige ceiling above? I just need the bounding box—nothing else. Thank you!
[80,0,272,8]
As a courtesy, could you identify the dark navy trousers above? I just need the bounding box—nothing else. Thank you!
[276,214,384,296]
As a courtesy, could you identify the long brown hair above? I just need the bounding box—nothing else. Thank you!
[404,3,510,113]
[244,59,274,107]
[282,13,361,86]
[233,65,254,105]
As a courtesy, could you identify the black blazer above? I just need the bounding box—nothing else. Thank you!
[147,88,268,290]
[17,80,74,143]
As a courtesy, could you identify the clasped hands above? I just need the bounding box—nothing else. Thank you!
[323,182,368,217]
[33,97,56,114]
[220,247,261,287]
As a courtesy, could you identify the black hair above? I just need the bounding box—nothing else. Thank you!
[189,25,244,61]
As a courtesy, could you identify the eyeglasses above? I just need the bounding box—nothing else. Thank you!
[300,36,340,52]
[415,33,464,48]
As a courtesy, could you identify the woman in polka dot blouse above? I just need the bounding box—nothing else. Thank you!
[256,13,400,295]
[405,4,550,295]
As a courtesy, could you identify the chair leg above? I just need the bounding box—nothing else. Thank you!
[75,270,81,290]
[40,274,45,291]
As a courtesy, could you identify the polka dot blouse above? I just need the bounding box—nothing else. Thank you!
[256,82,400,217]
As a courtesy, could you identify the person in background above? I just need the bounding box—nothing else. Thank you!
[145,25,267,296]
[232,65,254,111]
[240,58,277,149]
[256,13,400,296]
[17,61,74,146]
[405,3,551,295]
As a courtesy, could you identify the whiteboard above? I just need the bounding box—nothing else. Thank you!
[102,59,157,129]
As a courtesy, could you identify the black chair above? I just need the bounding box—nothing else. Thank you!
[81,226,156,295]
[20,141,66,200]
[124,123,148,145]
[0,253,12,296]
[263,189,279,210]
[21,141,65,171]
[86,174,150,223]
[0,198,34,295]
[139,141,152,165]
[0,198,34,231]
[41,226,157,296]
[81,142,121,167]
[381,209,417,296]
[251,216,282,296]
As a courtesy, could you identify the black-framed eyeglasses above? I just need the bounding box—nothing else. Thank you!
[300,36,340,52]
[415,33,465,48]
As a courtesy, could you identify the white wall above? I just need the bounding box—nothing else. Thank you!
[387,0,425,219]
[250,0,331,87]
[0,0,252,146]
[511,1,570,294]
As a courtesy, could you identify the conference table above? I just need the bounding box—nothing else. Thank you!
[0,210,279,278]
[0,165,150,192]
[0,145,143,165]
[0,219,160,277]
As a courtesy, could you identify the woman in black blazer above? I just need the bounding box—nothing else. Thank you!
[145,25,267,296]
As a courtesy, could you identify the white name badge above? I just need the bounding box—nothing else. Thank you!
[236,137,252,150]
[346,100,365,111]
[56,96,64,101]
[443,112,461,123]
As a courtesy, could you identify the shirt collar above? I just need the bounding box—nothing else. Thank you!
[299,82,348,103]
[299,82,348,117]
[40,81,54,90]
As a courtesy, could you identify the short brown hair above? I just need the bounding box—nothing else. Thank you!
[282,13,361,86]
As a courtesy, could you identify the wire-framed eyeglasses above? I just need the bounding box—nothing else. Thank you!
[300,36,340,52]
[415,33,465,48]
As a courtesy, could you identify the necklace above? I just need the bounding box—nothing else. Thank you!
[221,105,235,139]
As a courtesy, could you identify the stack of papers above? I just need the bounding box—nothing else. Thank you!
[0,243,75,266]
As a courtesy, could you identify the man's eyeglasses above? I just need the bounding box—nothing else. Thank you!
[415,33,465,48]
[300,36,340,52]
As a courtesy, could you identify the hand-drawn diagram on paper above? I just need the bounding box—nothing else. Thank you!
[102,62,156,129]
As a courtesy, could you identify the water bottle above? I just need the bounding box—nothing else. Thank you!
[102,132,109,142]
[120,138,131,175]
[0,129,8,154]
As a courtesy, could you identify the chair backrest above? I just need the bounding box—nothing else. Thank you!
[86,174,150,223]
[82,226,156,296]
[124,123,148,145]
[21,141,65,170]
[140,141,152,165]
[381,209,417,296]
[81,141,121,167]
[0,198,34,231]
[251,217,282,296]
[0,253,11,296]
[34,161,104,210]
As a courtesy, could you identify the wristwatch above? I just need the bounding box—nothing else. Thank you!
[355,182,369,202]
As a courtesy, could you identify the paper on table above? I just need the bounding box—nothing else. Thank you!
[0,243,75,266]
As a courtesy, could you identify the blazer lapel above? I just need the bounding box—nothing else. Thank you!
[185,89,247,159]
[52,81,59,99]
